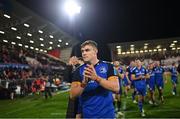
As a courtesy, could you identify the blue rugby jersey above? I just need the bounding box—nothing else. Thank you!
[72,60,116,118]
[154,66,165,79]
[132,66,147,89]
[126,66,135,81]
[117,67,123,82]
[169,66,178,78]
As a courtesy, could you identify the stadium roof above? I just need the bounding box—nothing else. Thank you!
[0,0,79,53]
[109,37,180,56]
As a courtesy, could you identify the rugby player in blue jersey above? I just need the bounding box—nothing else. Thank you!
[169,62,179,95]
[154,61,167,103]
[126,60,137,103]
[147,62,157,105]
[131,59,147,117]
[113,60,124,116]
[70,40,119,118]
[122,65,131,97]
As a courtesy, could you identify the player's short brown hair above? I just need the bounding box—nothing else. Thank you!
[81,40,98,49]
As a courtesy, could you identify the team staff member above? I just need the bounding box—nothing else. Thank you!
[70,40,119,118]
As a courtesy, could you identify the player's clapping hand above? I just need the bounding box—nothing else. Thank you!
[84,64,98,81]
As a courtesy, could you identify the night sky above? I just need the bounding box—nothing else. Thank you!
[15,0,180,60]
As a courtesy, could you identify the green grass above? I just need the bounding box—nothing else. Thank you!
[120,75,180,118]
[0,76,180,118]
[0,91,69,118]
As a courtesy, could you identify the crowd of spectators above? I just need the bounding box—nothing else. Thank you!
[0,45,67,99]
[117,51,180,65]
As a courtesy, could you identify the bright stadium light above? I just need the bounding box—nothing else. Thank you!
[144,50,148,52]
[39,38,44,41]
[0,30,5,34]
[163,48,167,51]
[25,45,29,48]
[65,42,69,46]
[131,51,134,54]
[18,43,23,47]
[58,39,62,42]
[27,33,32,36]
[116,46,121,49]
[158,49,162,51]
[11,27,17,31]
[30,40,34,43]
[117,48,121,54]
[49,42,53,44]
[140,50,144,53]
[122,52,126,55]
[135,51,139,53]
[172,47,176,50]
[64,0,81,17]
[144,43,148,46]
[4,14,11,18]
[30,47,34,49]
[149,50,152,52]
[3,40,8,43]
[126,51,130,54]
[49,35,54,39]
[144,46,148,49]
[11,42,16,45]
[173,40,177,43]
[24,23,30,27]
[38,30,43,34]
[16,36,21,39]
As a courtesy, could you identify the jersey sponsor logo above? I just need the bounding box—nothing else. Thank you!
[99,66,107,74]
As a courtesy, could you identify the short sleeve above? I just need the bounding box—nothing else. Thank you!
[144,68,147,75]
[131,68,136,74]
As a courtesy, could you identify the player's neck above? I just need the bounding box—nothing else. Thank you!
[137,66,141,69]
[91,58,99,65]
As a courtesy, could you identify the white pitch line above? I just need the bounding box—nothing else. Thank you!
[57,89,70,94]
[123,109,180,113]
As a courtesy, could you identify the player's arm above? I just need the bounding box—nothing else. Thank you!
[84,64,119,92]
[131,74,142,80]
[96,75,119,93]
[70,81,84,99]
[131,69,142,80]
[145,69,149,79]
[70,69,88,99]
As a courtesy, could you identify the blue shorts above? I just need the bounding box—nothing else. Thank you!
[155,78,164,89]
[146,78,150,85]
[149,77,155,91]
[123,76,129,87]
[134,80,146,96]
[171,77,178,84]
[130,80,135,88]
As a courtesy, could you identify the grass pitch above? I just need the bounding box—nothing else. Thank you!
[0,76,180,118]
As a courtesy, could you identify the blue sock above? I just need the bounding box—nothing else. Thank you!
[132,91,136,100]
[173,87,177,94]
[138,101,143,112]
